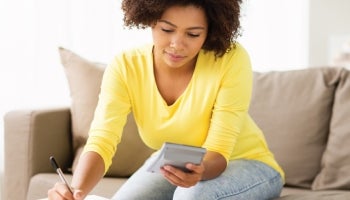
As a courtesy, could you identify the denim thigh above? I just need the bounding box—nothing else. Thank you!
[111,154,176,200]
[173,159,283,200]
[112,158,283,200]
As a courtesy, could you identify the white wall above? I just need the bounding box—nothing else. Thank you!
[309,0,350,66]
[239,0,309,71]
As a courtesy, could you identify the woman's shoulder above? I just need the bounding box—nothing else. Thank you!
[114,44,153,62]
[107,44,153,76]
[198,42,250,69]
[222,43,251,72]
[200,42,249,61]
[224,42,250,61]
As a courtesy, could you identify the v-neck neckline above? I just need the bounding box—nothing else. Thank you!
[150,47,201,109]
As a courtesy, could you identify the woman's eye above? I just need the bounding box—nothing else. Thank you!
[188,33,200,38]
[161,28,173,33]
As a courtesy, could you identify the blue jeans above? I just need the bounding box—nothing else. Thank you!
[112,155,283,200]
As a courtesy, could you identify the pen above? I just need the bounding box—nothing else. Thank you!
[50,156,74,194]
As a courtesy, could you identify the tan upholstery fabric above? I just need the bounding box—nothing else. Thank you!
[280,187,350,199]
[59,47,105,151]
[59,47,154,177]
[312,68,350,190]
[27,173,127,199]
[277,192,350,200]
[4,108,72,200]
[249,67,342,188]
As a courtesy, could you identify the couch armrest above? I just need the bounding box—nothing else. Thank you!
[3,107,73,200]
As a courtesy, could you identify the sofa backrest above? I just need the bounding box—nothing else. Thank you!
[312,67,350,190]
[249,67,350,189]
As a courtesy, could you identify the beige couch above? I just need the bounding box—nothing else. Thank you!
[4,47,350,200]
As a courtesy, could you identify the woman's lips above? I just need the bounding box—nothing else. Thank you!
[166,52,185,62]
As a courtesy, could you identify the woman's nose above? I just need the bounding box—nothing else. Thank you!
[170,34,185,50]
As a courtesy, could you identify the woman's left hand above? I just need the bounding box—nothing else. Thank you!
[160,163,205,188]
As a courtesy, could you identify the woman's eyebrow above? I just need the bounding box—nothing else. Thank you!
[158,19,206,30]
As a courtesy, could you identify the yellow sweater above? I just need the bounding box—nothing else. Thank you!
[84,43,284,180]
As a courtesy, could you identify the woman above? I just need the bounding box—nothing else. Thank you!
[48,0,284,199]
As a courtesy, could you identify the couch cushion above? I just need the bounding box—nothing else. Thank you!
[312,68,350,190]
[59,47,154,177]
[278,187,350,199]
[278,191,350,200]
[27,173,127,199]
[249,67,342,188]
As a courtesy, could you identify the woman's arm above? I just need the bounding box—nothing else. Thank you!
[71,152,105,198]
[201,151,227,180]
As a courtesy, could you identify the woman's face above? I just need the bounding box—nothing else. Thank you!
[152,5,208,69]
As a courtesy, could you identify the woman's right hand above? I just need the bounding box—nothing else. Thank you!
[47,152,105,199]
[47,182,84,200]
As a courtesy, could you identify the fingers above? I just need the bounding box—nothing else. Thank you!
[161,166,187,187]
[47,182,74,200]
[186,163,205,175]
[161,164,203,188]
[73,189,85,200]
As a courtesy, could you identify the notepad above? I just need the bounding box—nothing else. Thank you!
[37,196,109,200]
[84,195,109,200]
[147,142,206,173]
[37,195,110,200]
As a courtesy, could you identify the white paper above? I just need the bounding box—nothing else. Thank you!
[36,195,109,200]
[84,195,110,200]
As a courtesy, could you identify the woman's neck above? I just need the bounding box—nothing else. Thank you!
[153,53,197,105]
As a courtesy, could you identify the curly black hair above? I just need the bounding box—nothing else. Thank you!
[121,0,243,57]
